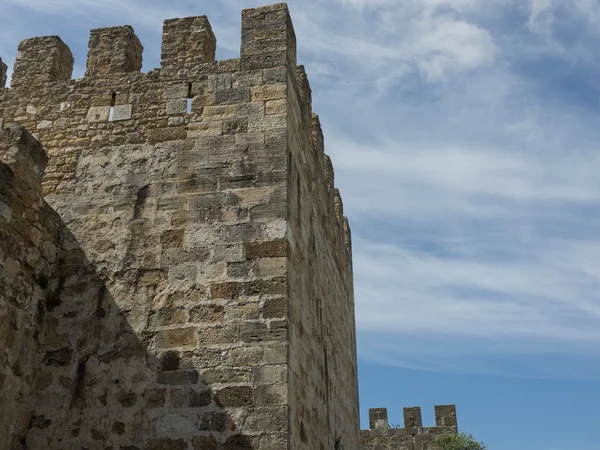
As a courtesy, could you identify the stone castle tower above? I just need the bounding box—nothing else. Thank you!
[0,3,459,449]
[0,3,359,449]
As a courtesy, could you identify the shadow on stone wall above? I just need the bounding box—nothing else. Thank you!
[27,225,253,450]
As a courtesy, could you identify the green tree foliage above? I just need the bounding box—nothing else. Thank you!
[432,432,487,450]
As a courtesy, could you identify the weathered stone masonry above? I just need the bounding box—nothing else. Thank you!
[0,126,62,450]
[0,3,359,449]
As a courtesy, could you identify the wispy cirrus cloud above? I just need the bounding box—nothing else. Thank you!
[307,0,600,378]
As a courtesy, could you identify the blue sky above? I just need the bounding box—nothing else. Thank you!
[2,0,600,448]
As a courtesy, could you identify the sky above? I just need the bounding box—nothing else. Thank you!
[2,0,600,448]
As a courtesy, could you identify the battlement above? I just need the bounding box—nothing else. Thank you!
[367,405,458,431]
[6,3,296,83]
[362,406,458,449]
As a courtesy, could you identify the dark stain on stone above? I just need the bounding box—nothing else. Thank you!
[43,348,73,367]
[95,285,106,318]
[160,351,180,371]
[133,184,149,219]
[72,357,88,402]
[118,392,137,407]
[91,428,105,440]
[112,422,125,434]
[29,415,51,429]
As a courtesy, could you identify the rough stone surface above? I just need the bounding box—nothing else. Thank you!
[361,406,459,450]
[11,36,73,88]
[85,26,143,77]
[111,104,133,121]
[0,3,359,449]
[161,16,216,68]
[0,126,61,450]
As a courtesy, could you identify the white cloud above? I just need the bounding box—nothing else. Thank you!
[352,231,600,378]
[332,137,600,209]
[306,0,497,83]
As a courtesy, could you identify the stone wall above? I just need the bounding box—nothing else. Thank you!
[0,126,61,449]
[286,62,359,449]
[0,3,358,449]
[361,406,458,450]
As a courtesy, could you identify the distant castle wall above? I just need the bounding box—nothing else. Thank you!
[361,406,458,450]
[0,3,358,449]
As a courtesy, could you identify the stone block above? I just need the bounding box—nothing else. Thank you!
[87,106,110,123]
[36,120,52,130]
[198,411,229,432]
[245,277,287,297]
[148,127,187,143]
[197,325,238,346]
[169,388,211,408]
[160,351,180,371]
[242,406,287,433]
[166,98,187,115]
[156,370,199,386]
[223,118,248,135]
[244,239,287,259]
[251,84,286,101]
[188,304,224,323]
[214,87,251,105]
[153,307,187,327]
[144,389,166,408]
[210,281,244,299]
[156,328,198,349]
[215,385,253,407]
[240,321,286,343]
[254,383,287,405]
[252,365,286,384]
[112,104,133,121]
[187,122,222,137]
[226,346,263,366]
[201,367,251,384]
[164,83,189,99]
[262,297,287,318]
